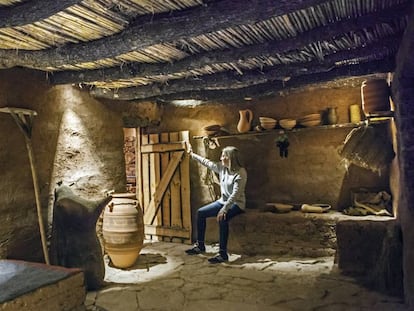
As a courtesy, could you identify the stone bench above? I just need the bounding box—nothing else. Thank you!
[205,209,394,258]
[205,208,402,296]
[0,260,86,311]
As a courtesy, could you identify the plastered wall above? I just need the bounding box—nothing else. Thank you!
[0,68,126,262]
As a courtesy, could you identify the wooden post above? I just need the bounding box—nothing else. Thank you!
[0,107,50,264]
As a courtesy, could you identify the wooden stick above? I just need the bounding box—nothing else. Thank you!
[25,137,50,264]
[1,107,50,264]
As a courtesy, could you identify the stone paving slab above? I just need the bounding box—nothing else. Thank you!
[85,241,408,311]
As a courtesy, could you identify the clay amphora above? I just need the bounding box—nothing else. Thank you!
[237,109,253,133]
[102,193,144,268]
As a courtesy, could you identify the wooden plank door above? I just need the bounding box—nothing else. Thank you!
[136,129,191,243]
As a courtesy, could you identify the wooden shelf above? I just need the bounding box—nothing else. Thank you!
[193,119,392,140]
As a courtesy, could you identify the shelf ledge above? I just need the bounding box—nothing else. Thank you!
[193,119,391,140]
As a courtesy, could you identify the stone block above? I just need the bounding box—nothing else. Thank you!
[336,219,403,297]
[0,260,86,311]
[206,209,340,257]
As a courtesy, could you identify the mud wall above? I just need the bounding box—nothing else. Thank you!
[125,87,391,214]
[0,68,393,264]
[0,68,126,262]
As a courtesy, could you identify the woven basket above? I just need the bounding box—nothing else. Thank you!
[340,125,394,174]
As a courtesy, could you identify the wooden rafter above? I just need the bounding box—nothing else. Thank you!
[90,38,399,100]
[0,0,80,27]
[143,59,395,103]
[49,3,409,85]
[0,0,329,68]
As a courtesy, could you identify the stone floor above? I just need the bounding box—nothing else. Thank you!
[85,241,408,311]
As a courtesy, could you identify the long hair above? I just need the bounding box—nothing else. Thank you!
[221,146,243,171]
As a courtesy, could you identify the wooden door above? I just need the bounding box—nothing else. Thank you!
[136,128,191,243]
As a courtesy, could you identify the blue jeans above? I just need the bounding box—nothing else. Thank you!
[196,201,243,254]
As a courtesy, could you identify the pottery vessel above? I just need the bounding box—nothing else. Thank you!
[237,109,253,133]
[327,107,338,125]
[102,193,144,268]
[349,104,362,123]
[361,79,390,117]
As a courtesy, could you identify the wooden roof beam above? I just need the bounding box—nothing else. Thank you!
[0,0,81,28]
[49,3,409,85]
[0,0,331,68]
[89,40,399,100]
[150,59,395,103]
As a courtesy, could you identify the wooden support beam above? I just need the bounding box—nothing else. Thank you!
[143,151,184,225]
[90,39,399,100]
[144,225,190,239]
[0,0,80,28]
[0,0,329,68]
[150,58,395,103]
[140,141,186,154]
[49,3,409,85]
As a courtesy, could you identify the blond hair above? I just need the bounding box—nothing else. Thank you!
[221,146,243,171]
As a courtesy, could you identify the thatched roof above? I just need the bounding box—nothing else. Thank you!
[0,0,411,103]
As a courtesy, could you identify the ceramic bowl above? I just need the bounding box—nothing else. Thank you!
[260,121,277,129]
[203,124,222,136]
[279,118,296,130]
[259,116,277,122]
[299,113,321,121]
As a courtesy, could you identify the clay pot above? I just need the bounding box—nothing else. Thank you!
[349,104,362,123]
[361,79,390,117]
[327,107,338,125]
[237,109,253,133]
[102,193,144,268]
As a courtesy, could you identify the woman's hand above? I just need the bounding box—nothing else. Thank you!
[185,142,193,155]
[217,211,226,221]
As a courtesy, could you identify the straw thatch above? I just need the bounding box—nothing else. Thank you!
[0,0,412,102]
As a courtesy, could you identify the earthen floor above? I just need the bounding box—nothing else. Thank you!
[85,241,407,311]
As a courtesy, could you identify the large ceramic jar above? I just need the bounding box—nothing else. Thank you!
[102,193,144,268]
[361,79,390,117]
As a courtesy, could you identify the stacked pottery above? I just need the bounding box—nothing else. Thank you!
[298,113,321,127]
[102,193,144,268]
[259,116,277,129]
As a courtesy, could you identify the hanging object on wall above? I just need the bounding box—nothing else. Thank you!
[0,107,49,265]
[361,79,391,118]
[276,133,289,158]
[102,193,144,269]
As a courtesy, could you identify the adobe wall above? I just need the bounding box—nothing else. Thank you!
[0,68,397,287]
[0,68,126,262]
[125,87,391,214]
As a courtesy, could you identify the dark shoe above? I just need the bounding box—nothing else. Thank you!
[185,245,205,255]
[208,254,228,263]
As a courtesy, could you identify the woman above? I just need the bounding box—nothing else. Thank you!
[185,144,247,263]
